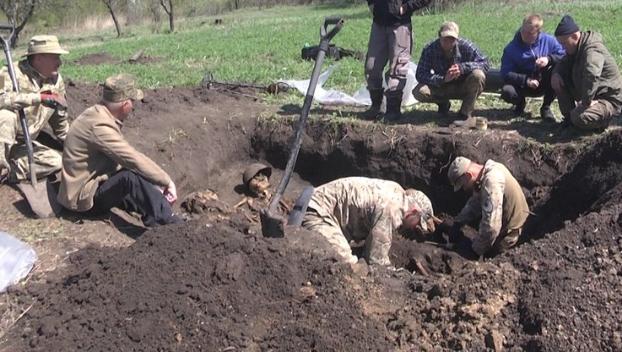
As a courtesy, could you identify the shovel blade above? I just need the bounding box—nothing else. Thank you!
[260,208,286,238]
[16,180,62,218]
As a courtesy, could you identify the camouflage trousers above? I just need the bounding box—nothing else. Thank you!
[0,110,61,183]
[302,209,360,265]
[413,69,486,117]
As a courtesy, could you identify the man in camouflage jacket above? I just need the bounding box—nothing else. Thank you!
[0,35,69,182]
[302,177,436,266]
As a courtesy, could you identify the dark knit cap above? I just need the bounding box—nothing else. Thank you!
[555,15,580,36]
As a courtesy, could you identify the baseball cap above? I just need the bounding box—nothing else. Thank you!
[447,157,471,192]
[439,21,459,39]
[102,74,144,102]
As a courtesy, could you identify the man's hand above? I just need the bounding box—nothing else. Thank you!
[526,78,540,89]
[582,99,598,108]
[40,92,67,110]
[448,222,463,243]
[535,56,549,69]
[551,73,564,92]
[163,180,178,204]
[444,64,461,82]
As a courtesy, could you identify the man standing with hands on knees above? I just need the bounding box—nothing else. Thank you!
[58,74,181,227]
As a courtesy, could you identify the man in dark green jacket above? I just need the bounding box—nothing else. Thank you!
[551,15,622,131]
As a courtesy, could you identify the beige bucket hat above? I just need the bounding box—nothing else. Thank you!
[24,35,69,56]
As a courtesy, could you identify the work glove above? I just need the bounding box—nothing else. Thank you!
[40,92,67,110]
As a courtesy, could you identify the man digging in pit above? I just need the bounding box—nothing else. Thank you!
[302,177,439,266]
[552,15,622,132]
[57,74,181,227]
[0,35,70,183]
[443,157,530,258]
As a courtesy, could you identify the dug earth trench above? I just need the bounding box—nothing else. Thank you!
[1,83,621,351]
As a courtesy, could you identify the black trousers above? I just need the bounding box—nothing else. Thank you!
[92,170,180,227]
[501,66,555,108]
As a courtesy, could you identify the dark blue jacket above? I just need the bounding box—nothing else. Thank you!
[500,31,565,87]
[367,0,431,26]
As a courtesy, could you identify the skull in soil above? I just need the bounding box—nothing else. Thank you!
[249,174,271,198]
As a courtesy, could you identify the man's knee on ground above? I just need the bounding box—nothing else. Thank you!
[570,109,609,130]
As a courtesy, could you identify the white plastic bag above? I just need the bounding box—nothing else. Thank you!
[0,231,37,293]
[279,62,418,107]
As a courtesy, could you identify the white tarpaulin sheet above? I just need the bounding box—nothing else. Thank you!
[279,62,419,107]
[0,231,37,293]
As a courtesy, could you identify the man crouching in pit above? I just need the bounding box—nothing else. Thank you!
[302,177,438,266]
[444,157,530,257]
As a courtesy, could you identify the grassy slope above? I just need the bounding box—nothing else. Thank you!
[5,1,622,93]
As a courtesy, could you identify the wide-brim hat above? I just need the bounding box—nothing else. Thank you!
[24,35,68,56]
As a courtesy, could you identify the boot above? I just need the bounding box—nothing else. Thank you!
[437,101,451,116]
[384,91,402,121]
[513,97,526,116]
[540,105,556,121]
[452,113,477,128]
[362,88,384,120]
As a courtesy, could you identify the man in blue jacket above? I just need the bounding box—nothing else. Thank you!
[500,14,565,120]
[364,0,431,121]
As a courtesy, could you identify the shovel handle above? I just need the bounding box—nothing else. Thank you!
[0,24,36,186]
[320,16,344,43]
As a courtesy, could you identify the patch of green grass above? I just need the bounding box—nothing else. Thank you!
[5,1,622,98]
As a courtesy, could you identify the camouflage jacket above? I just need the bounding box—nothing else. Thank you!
[307,177,432,265]
[0,60,69,141]
[455,160,530,256]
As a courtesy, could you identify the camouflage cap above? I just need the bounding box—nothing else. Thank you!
[404,189,434,233]
[25,35,68,56]
[102,74,144,102]
[448,157,471,192]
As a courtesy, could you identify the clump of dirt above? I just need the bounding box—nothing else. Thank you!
[5,215,392,352]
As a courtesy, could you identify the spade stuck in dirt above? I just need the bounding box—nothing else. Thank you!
[260,16,344,237]
[0,24,62,218]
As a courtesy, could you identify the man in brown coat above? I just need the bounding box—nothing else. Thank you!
[57,74,180,227]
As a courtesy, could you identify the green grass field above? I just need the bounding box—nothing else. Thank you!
[7,0,622,94]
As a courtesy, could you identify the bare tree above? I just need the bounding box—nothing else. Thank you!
[102,0,122,38]
[159,0,173,32]
[0,0,38,48]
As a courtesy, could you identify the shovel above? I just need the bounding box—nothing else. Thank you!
[0,24,61,218]
[260,16,344,238]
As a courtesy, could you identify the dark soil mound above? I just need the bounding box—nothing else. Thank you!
[73,52,120,65]
[7,218,392,352]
